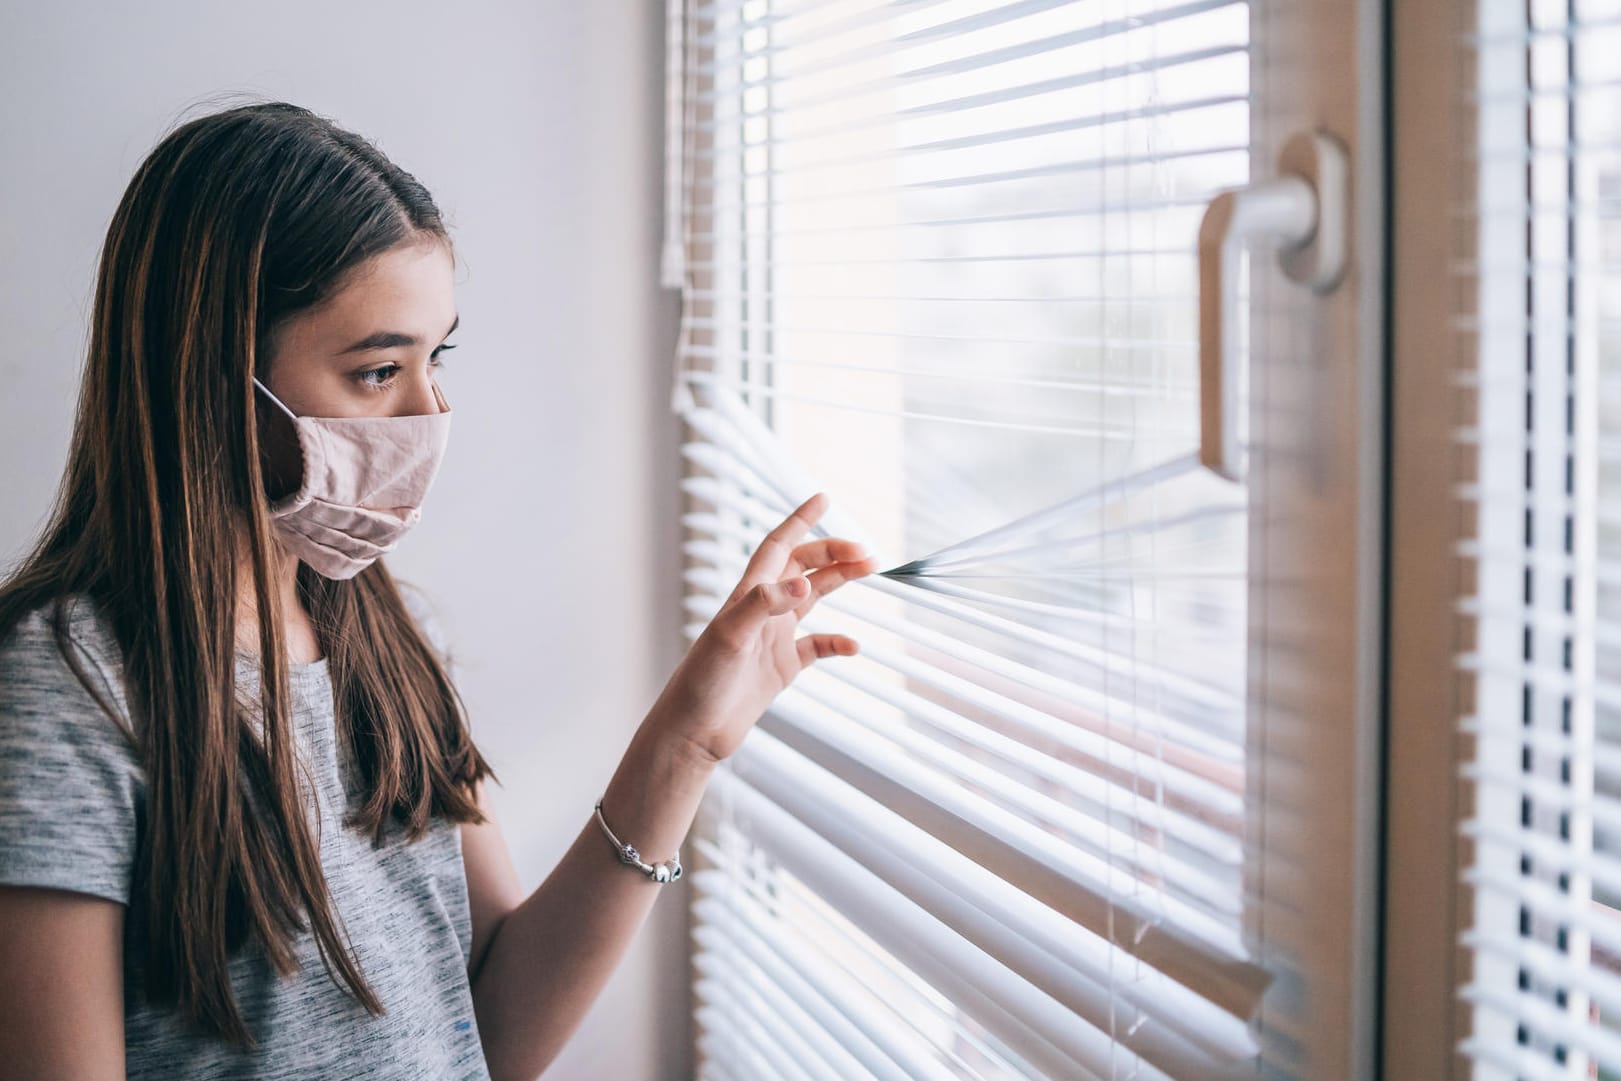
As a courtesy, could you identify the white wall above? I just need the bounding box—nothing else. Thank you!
[0,3,691,1078]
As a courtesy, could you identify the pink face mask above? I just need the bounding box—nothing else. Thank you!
[252,376,452,580]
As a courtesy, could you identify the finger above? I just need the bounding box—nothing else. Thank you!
[725,574,813,641]
[802,555,880,600]
[789,536,870,573]
[738,493,829,591]
[726,555,876,618]
[796,633,860,668]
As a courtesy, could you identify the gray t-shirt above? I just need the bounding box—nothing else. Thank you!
[0,587,493,1080]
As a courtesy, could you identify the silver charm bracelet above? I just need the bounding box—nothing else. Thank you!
[594,798,684,884]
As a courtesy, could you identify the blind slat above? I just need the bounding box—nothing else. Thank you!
[694,1003,824,1081]
[780,646,1247,837]
[694,861,1043,1080]
[676,377,1201,441]
[774,664,1247,916]
[741,684,1246,936]
[689,915,949,1081]
[694,971,860,1081]
[686,44,1247,139]
[1461,822,1621,904]
[1464,868,1621,959]
[698,769,1146,1081]
[685,142,1247,199]
[1459,984,1621,1066]
[1460,718,1621,778]
[732,701,1270,1016]
[690,0,1244,94]
[693,97,1248,175]
[722,722,1264,1043]
[1463,930,1621,1022]
[682,197,1220,241]
[700,768,1218,1081]
[1456,1037,1571,1081]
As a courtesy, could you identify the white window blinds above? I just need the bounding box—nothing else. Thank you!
[664,1,1268,1077]
[1456,0,1621,1076]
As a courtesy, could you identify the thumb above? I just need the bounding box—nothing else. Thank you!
[735,575,811,629]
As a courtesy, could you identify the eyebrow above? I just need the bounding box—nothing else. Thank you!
[337,314,459,355]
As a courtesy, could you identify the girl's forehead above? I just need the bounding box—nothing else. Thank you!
[277,244,456,358]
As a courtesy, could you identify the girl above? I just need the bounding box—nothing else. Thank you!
[0,100,876,1081]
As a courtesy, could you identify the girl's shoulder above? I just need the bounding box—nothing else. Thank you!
[0,591,121,654]
[0,593,143,905]
[0,592,134,738]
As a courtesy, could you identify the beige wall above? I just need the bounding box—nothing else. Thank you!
[0,3,690,1078]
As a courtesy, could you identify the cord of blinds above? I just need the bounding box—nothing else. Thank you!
[665,1,1269,1078]
[1454,1,1621,1076]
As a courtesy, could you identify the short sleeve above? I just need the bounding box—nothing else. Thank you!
[0,601,143,904]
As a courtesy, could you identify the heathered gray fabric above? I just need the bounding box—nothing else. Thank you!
[0,586,492,1080]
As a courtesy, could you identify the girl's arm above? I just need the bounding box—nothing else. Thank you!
[0,884,126,1080]
[459,778,525,992]
[461,493,871,1081]
[462,723,714,1081]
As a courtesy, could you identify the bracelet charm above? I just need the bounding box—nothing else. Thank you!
[595,799,684,884]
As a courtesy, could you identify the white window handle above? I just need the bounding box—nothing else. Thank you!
[1197,129,1350,482]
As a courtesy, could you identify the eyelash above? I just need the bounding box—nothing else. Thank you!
[357,345,456,391]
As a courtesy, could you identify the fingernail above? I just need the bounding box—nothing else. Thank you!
[787,577,809,596]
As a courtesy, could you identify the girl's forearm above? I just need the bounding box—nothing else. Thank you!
[468,714,716,1081]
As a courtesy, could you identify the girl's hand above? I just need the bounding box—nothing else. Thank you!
[647,492,878,766]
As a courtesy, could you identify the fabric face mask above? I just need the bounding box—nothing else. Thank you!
[252,376,452,580]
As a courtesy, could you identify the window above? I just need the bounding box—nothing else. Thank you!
[664,1,1277,1077]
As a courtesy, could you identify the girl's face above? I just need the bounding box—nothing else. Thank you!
[261,238,457,419]
[256,238,457,500]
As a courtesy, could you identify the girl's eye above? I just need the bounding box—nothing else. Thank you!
[357,344,456,391]
[358,364,400,388]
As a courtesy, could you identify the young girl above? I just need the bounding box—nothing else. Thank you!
[0,100,877,1081]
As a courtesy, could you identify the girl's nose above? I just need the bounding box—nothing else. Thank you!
[400,375,448,418]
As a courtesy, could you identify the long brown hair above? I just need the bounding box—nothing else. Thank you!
[0,99,495,1047]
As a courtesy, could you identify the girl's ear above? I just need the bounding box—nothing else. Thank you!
[254,383,303,503]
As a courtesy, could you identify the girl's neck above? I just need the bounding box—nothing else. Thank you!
[233,534,322,663]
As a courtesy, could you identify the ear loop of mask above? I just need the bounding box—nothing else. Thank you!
[253,376,301,425]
